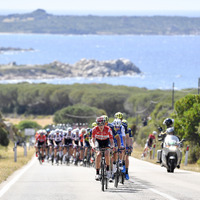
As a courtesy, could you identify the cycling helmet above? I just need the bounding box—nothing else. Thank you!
[92,122,97,128]
[46,128,50,133]
[163,118,173,127]
[87,128,91,133]
[39,130,45,136]
[55,129,60,134]
[152,131,157,135]
[67,127,72,132]
[101,115,109,123]
[114,112,123,120]
[81,128,86,134]
[96,117,105,126]
[113,118,121,127]
[122,119,128,125]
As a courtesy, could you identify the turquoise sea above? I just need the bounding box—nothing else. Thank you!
[0,34,200,90]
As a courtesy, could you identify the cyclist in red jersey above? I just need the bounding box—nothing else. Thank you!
[35,130,47,162]
[141,131,157,158]
[92,117,114,181]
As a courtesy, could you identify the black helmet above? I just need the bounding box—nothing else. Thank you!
[163,118,173,127]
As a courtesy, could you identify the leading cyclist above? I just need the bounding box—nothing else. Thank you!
[92,116,114,181]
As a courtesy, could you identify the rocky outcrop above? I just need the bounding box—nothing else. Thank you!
[0,58,141,80]
[0,47,34,54]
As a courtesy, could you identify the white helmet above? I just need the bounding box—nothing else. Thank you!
[113,118,121,127]
[81,128,86,134]
[67,127,72,132]
[153,131,157,135]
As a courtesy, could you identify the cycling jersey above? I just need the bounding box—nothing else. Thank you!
[54,133,63,143]
[122,121,129,135]
[63,131,73,146]
[128,128,133,138]
[112,125,125,147]
[92,125,113,140]
[147,134,156,147]
[72,132,80,146]
[36,135,46,143]
[84,133,90,147]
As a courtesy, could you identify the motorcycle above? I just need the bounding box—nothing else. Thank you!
[157,135,185,173]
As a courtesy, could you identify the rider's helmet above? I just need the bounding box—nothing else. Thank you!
[92,122,97,128]
[80,128,86,134]
[163,118,173,127]
[122,119,128,125]
[113,118,122,127]
[67,127,72,133]
[152,131,157,135]
[55,129,60,135]
[87,128,90,133]
[39,129,45,136]
[46,128,50,134]
[114,112,123,120]
[96,116,105,126]
[101,115,109,124]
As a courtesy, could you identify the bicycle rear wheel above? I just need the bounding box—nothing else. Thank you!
[101,160,105,191]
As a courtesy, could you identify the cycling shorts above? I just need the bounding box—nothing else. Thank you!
[96,138,110,148]
[84,141,90,148]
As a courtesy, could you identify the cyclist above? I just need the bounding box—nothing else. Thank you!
[122,119,133,180]
[112,118,126,171]
[92,116,114,181]
[83,128,92,164]
[72,128,80,164]
[47,130,55,160]
[62,127,73,163]
[35,129,46,162]
[79,128,87,165]
[114,112,127,173]
[53,129,63,164]
[44,128,51,160]
[141,130,157,158]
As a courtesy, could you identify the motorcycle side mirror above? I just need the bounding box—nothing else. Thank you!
[181,139,186,142]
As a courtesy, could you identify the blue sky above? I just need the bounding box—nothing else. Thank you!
[1,0,200,11]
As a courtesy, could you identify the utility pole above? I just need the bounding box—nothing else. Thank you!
[198,78,200,94]
[172,82,175,109]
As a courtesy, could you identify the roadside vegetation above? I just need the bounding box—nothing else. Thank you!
[0,82,200,179]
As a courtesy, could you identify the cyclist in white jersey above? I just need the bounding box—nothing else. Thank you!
[62,127,73,163]
[72,128,80,163]
[53,129,63,163]
[47,130,55,159]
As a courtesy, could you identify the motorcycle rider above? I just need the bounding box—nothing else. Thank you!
[157,118,174,164]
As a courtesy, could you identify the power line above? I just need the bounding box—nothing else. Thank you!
[64,113,97,119]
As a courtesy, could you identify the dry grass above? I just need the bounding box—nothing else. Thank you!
[4,115,53,127]
[0,142,35,183]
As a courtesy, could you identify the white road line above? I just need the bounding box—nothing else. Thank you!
[129,178,178,200]
[0,157,36,198]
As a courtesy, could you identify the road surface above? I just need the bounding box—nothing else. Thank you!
[0,156,200,200]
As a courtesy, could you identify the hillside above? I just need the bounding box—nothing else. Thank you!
[0,9,200,35]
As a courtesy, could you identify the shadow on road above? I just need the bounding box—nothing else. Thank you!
[107,180,146,193]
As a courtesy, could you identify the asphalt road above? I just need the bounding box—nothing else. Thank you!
[0,156,200,200]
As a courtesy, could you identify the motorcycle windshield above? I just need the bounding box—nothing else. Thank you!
[164,135,180,147]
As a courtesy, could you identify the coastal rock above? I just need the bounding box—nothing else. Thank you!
[0,58,141,80]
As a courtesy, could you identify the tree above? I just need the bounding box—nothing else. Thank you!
[53,104,106,124]
[0,126,9,146]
